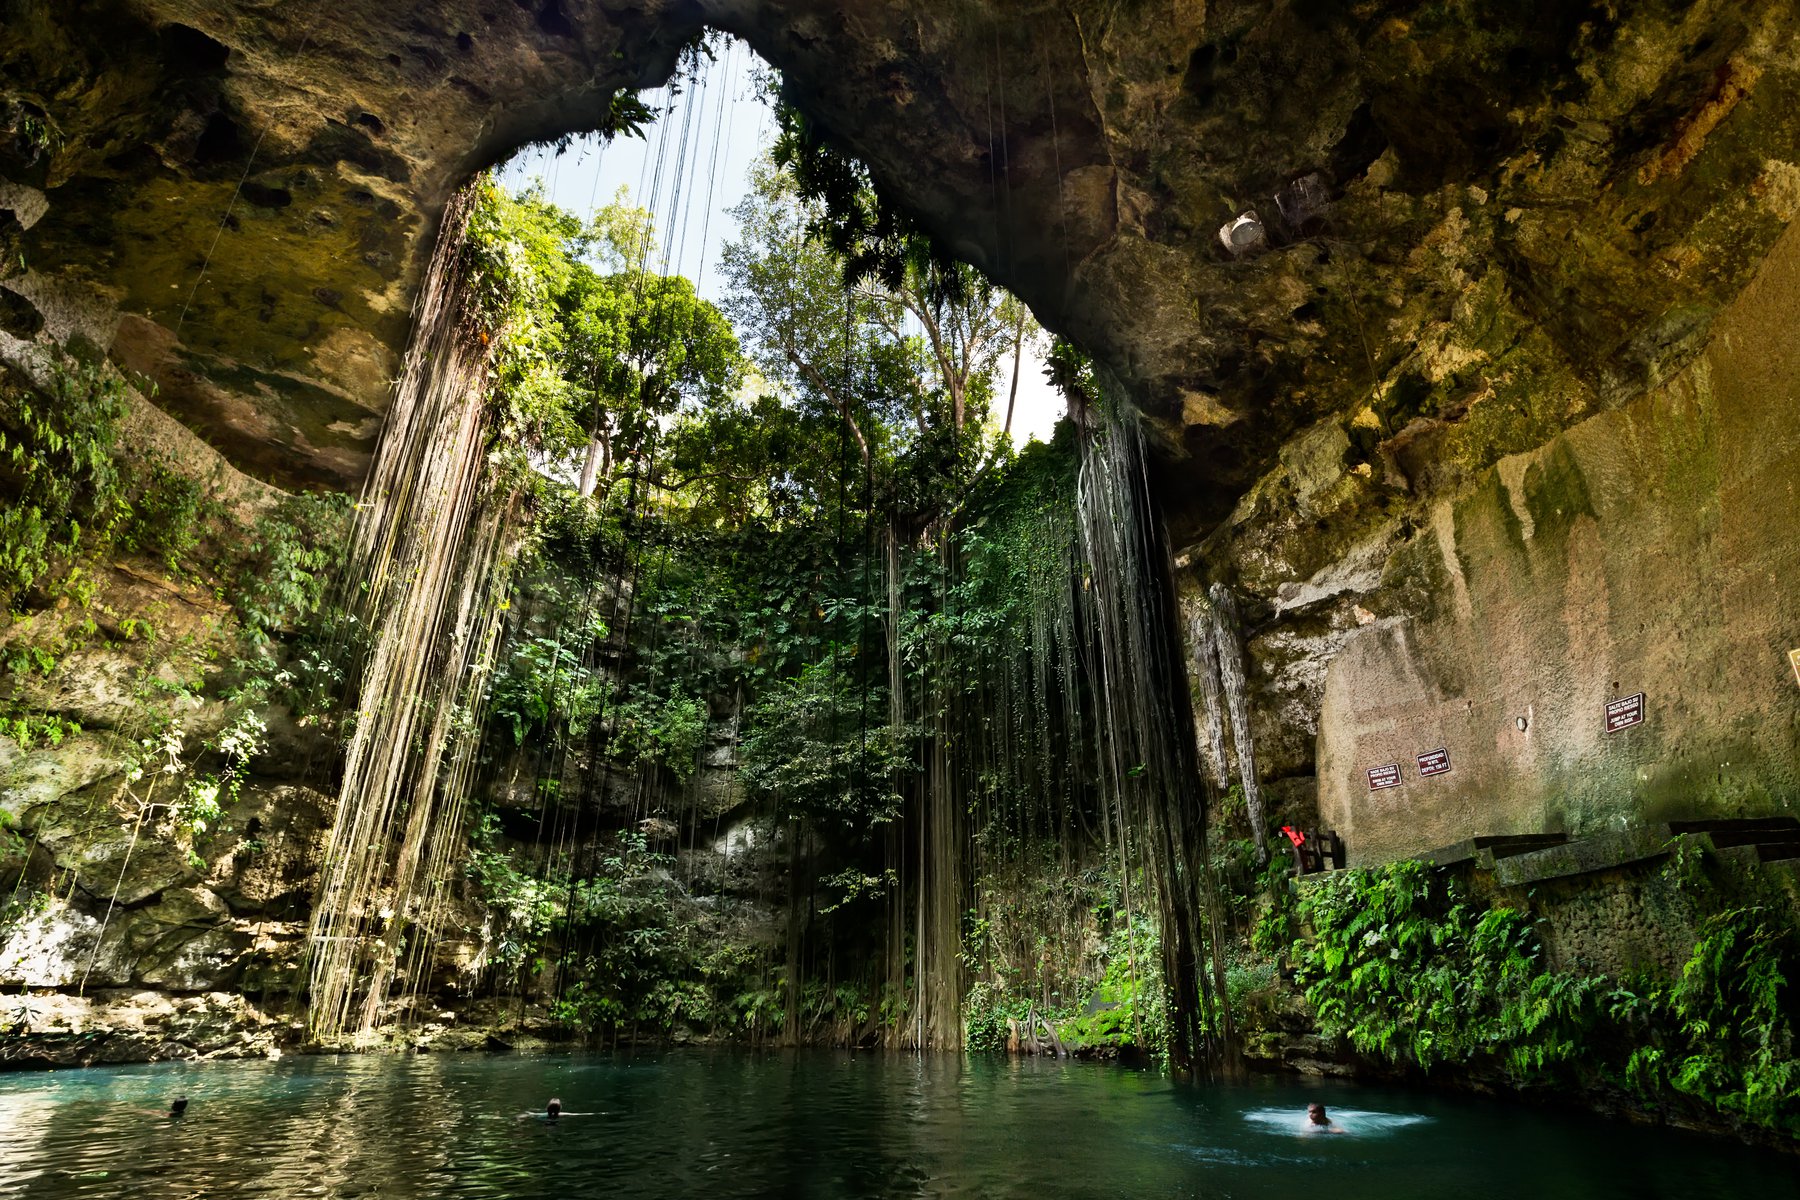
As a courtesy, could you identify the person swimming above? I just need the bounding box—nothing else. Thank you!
[1304,1101,1345,1133]
[519,1097,589,1122]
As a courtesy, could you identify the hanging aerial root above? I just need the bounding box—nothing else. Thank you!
[301,185,525,1046]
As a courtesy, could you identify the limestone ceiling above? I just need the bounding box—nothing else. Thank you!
[2,0,1797,538]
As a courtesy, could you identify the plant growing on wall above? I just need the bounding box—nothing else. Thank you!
[0,354,128,607]
[1293,861,1609,1078]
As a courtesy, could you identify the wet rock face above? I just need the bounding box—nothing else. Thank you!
[3,0,1795,518]
[0,771,333,993]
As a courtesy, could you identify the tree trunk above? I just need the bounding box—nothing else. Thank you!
[1003,312,1025,440]
[577,435,604,499]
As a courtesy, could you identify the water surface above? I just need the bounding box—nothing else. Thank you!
[0,1050,1791,1198]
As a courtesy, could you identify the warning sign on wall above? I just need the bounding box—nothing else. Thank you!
[1790,648,1800,688]
[1417,747,1451,777]
[1605,692,1646,733]
[1367,763,1403,791]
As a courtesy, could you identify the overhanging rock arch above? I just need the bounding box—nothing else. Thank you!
[11,1,1796,535]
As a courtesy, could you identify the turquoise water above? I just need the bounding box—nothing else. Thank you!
[0,1051,1792,1198]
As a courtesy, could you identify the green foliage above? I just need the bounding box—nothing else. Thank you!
[961,870,1166,1061]
[469,820,777,1039]
[1620,898,1800,1137]
[739,658,907,830]
[464,152,1073,1056]
[1294,861,1608,1079]
[487,628,610,746]
[462,178,745,493]
[0,711,80,750]
[767,90,966,301]
[960,980,1015,1054]
[467,818,569,978]
[0,354,129,606]
[719,157,1021,529]
[1061,915,1168,1057]
[162,708,266,866]
[1249,855,1300,959]
[232,491,352,638]
[1660,905,1799,1130]
[610,692,707,781]
[1043,337,1097,413]
[118,461,210,574]
[1291,857,1800,1137]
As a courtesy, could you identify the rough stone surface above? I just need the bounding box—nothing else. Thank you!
[0,989,297,1068]
[1314,219,1800,865]
[1525,863,1704,981]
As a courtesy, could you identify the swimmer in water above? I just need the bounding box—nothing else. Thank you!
[1305,1101,1344,1132]
[519,1097,588,1122]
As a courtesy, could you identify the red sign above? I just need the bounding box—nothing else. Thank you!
[1605,692,1646,733]
[1367,763,1402,791]
[1417,747,1451,777]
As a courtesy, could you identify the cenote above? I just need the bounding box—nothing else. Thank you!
[4,0,1800,1190]
[3,1051,1793,1199]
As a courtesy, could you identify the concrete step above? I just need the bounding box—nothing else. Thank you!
[1665,817,1800,847]
[1493,827,1675,886]
[1421,833,1570,869]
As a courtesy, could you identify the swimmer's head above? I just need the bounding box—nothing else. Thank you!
[1307,1102,1328,1125]
[546,1098,562,1119]
[169,1098,189,1118]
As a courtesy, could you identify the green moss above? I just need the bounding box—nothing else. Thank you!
[1451,470,1528,593]
[1636,736,1795,824]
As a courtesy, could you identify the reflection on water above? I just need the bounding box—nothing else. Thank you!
[0,1050,1792,1200]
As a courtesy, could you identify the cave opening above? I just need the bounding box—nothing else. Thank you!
[299,31,1239,1079]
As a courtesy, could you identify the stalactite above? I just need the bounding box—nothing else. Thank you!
[300,186,523,1045]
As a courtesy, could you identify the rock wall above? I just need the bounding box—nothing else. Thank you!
[1314,218,1800,863]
